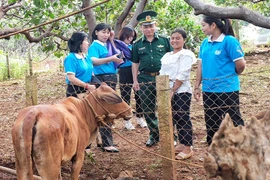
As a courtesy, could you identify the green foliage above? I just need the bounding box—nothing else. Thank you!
[8,0,17,3]
[0,60,28,81]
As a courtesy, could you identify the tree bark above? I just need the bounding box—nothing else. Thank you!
[83,0,96,42]
[204,110,270,180]
[184,0,270,29]
[127,0,148,28]
[114,0,135,38]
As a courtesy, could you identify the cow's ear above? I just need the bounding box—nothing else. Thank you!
[100,93,122,104]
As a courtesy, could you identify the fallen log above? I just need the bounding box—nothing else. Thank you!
[204,109,270,180]
[0,165,41,180]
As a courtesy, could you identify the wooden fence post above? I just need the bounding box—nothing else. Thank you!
[156,75,176,180]
[25,75,37,106]
[6,52,10,79]
[25,43,37,106]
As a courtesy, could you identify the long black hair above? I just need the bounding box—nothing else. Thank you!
[68,32,89,53]
[91,23,111,40]
[203,16,235,36]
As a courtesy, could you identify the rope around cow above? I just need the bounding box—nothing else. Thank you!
[80,88,203,168]
[100,121,204,169]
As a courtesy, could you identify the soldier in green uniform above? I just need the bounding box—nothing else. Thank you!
[131,10,172,147]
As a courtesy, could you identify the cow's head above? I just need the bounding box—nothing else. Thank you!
[85,82,133,124]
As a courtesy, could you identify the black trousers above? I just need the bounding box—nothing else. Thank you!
[66,84,86,98]
[172,92,193,146]
[95,74,117,147]
[118,66,143,118]
[203,91,244,145]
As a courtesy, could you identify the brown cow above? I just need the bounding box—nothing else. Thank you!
[12,83,133,180]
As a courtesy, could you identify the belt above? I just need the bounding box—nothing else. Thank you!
[140,71,160,76]
[95,74,116,77]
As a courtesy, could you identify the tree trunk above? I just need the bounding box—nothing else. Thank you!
[83,0,96,42]
[204,110,270,180]
[6,52,10,79]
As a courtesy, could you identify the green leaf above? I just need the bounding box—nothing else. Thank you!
[8,0,17,3]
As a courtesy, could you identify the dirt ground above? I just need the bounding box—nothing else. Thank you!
[0,50,269,180]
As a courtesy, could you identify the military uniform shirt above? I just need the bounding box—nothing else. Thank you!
[131,33,172,72]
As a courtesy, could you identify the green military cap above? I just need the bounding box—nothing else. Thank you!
[136,10,157,26]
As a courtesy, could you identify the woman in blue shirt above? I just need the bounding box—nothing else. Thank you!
[88,23,123,153]
[64,32,96,97]
[194,16,246,145]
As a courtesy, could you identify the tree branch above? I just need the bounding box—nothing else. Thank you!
[251,0,266,3]
[128,0,148,28]
[184,0,270,29]
[114,0,135,37]
[0,1,22,19]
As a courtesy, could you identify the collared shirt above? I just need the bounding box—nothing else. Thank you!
[160,49,197,94]
[199,33,244,93]
[64,53,93,84]
[131,33,172,72]
[88,40,116,75]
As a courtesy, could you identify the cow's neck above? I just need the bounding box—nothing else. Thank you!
[79,98,100,133]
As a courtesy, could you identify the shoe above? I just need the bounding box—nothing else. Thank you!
[101,146,119,153]
[175,146,193,160]
[125,120,135,130]
[136,117,147,128]
[174,140,177,146]
[146,139,158,147]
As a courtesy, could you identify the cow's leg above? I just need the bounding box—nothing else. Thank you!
[12,125,35,180]
[33,139,63,180]
[71,152,85,180]
[15,155,34,180]
[34,155,62,180]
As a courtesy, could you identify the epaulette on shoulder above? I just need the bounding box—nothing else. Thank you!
[158,34,170,39]
[133,37,142,44]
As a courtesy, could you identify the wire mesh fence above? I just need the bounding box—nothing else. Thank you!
[0,53,270,179]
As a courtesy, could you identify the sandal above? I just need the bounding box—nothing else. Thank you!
[174,144,185,154]
[175,146,193,160]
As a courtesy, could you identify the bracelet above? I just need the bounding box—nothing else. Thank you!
[85,84,89,89]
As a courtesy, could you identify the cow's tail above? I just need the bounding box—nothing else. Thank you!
[12,109,39,180]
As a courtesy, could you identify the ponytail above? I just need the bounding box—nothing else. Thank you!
[203,16,235,36]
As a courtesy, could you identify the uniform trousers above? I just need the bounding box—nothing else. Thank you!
[137,73,159,141]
